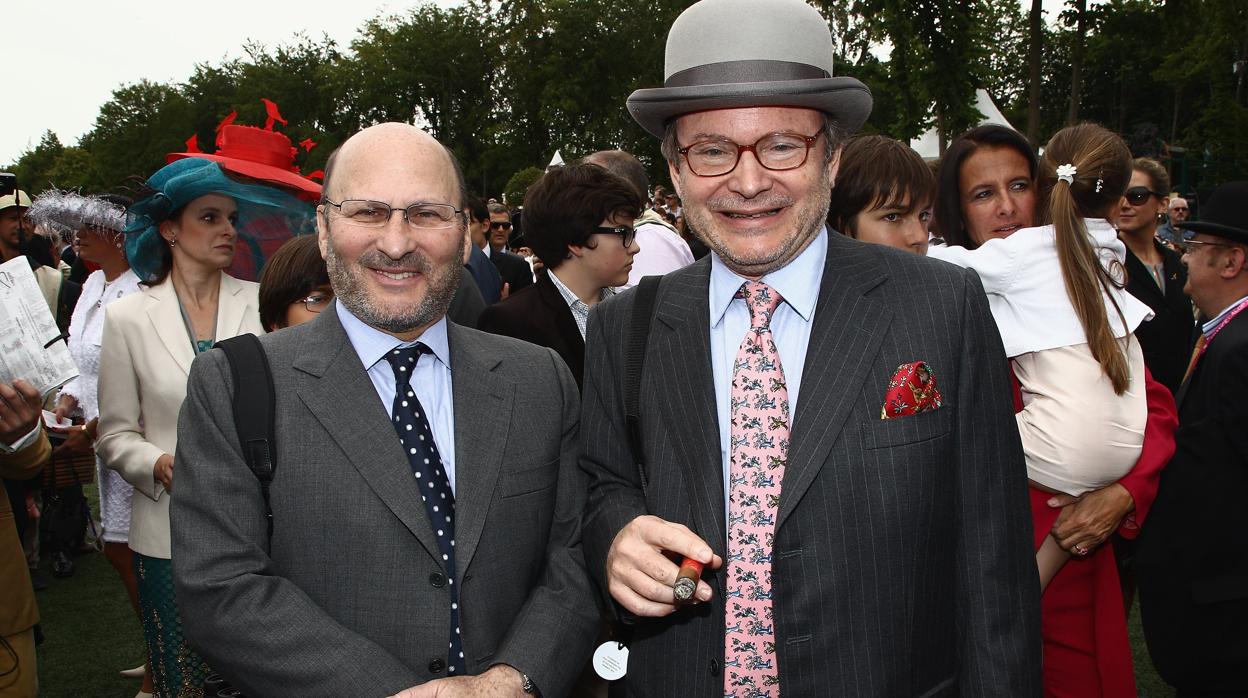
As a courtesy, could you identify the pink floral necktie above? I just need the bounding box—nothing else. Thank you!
[724,281,787,696]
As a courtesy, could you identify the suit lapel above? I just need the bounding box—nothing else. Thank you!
[447,323,513,579]
[536,273,586,357]
[778,236,891,530]
[215,274,251,339]
[145,280,195,376]
[652,263,728,554]
[294,310,443,565]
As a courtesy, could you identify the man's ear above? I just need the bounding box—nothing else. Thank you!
[566,243,586,260]
[825,145,844,188]
[316,207,331,260]
[668,160,683,200]
[1223,245,1248,278]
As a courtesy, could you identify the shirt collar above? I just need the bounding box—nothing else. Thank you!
[548,268,612,308]
[1202,294,1248,336]
[335,301,452,371]
[709,227,826,328]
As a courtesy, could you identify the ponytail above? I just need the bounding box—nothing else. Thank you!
[1049,179,1130,394]
[1040,123,1135,395]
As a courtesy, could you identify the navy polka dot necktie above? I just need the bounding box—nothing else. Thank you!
[385,344,463,675]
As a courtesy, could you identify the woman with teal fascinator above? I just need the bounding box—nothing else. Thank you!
[95,157,312,697]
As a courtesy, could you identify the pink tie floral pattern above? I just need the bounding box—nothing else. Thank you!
[725,281,787,697]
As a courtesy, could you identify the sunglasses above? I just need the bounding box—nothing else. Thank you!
[490,221,512,230]
[1124,187,1164,206]
[595,225,637,247]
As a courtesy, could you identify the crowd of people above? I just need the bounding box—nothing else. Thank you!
[1,0,1245,696]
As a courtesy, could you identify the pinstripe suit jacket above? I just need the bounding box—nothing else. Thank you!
[581,233,1042,696]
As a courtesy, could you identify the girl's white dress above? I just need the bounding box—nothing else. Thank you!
[928,220,1152,495]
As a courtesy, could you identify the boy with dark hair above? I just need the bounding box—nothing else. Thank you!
[477,163,640,389]
[827,134,935,255]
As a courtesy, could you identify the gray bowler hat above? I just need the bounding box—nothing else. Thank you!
[627,0,873,139]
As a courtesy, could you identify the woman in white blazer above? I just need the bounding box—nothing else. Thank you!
[97,158,310,697]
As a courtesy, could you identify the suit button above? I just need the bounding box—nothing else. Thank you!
[428,658,446,673]
[429,572,446,588]
[709,658,720,675]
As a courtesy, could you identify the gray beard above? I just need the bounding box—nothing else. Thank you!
[682,175,832,277]
[325,233,461,334]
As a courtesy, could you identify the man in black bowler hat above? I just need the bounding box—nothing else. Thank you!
[1137,180,1248,695]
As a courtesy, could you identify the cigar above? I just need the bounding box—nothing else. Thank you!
[672,557,704,602]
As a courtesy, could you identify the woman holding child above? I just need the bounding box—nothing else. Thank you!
[833,124,1178,696]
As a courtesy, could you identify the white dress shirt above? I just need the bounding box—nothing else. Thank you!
[617,211,696,290]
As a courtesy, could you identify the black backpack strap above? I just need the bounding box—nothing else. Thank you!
[216,334,277,538]
[624,275,661,496]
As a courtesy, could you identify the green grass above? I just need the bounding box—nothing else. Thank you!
[34,484,146,698]
[32,486,1177,696]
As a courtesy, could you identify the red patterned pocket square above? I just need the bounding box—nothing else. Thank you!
[880,361,943,420]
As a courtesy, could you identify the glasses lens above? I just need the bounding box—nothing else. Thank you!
[490,221,512,230]
[405,204,458,229]
[686,140,739,176]
[1124,188,1153,205]
[305,292,333,312]
[756,133,812,170]
[338,200,392,225]
[597,226,636,247]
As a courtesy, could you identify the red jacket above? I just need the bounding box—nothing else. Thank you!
[1018,366,1176,697]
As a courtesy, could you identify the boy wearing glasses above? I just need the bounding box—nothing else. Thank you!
[478,163,640,390]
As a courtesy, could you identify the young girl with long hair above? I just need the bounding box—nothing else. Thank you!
[929,123,1154,589]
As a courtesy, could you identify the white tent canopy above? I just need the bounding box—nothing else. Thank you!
[909,89,1015,159]
[546,150,565,171]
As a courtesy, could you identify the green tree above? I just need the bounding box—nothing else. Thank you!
[79,80,194,188]
[46,147,97,193]
[9,131,67,195]
[345,3,498,194]
[503,166,544,206]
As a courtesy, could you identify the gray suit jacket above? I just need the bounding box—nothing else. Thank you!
[581,234,1041,696]
[171,306,599,697]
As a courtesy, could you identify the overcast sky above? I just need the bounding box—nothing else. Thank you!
[6,0,1063,167]
[4,0,451,165]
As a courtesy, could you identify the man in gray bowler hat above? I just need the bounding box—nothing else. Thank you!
[579,0,1041,695]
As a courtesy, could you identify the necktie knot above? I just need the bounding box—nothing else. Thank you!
[736,281,784,330]
[385,343,430,387]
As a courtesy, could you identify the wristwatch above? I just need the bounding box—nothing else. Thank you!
[520,672,539,696]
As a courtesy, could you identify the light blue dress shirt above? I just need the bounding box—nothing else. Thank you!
[1201,294,1248,338]
[336,302,458,494]
[709,229,826,517]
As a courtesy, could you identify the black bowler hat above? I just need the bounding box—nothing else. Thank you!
[1177,181,1248,246]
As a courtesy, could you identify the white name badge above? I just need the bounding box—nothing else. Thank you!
[592,641,629,681]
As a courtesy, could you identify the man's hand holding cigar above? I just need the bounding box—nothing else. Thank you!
[605,515,723,617]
